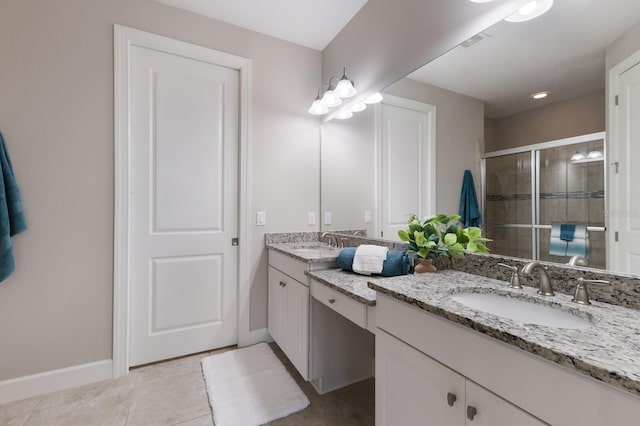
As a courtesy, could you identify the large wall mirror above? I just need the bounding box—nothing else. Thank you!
[320,0,640,273]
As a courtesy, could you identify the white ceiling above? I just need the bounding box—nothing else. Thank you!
[408,0,640,119]
[156,0,368,50]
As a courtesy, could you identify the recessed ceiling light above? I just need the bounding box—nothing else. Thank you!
[505,0,554,23]
[530,91,550,100]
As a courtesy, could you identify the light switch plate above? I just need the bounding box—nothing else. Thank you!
[256,211,266,226]
[324,212,332,225]
[308,212,316,226]
[364,210,372,223]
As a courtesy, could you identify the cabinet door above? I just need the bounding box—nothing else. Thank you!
[376,330,465,426]
[465,381,547,426]
[284,278,309,380]
[267,266,284,347]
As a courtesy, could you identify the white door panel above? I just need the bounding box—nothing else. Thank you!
[612,61,640,274]
[380,101,435,241]
[130,45,238,366]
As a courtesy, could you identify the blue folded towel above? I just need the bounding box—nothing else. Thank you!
[560,224,576,242]
[337,247,410,277]
[0,132,27,283]
[459,170,482,227]
[550,224,588,258]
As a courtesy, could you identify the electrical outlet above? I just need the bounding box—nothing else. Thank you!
[308,212,316,226]
[364,210,372,223]
[256,211,266,226]
[324,212,332,225]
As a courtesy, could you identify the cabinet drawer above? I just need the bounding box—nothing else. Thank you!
[311,280,367,328]
[268,249,308,284]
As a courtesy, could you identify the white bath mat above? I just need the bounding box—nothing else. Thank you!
[201,343,310,426]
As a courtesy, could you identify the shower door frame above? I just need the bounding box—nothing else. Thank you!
[481,131,607,262]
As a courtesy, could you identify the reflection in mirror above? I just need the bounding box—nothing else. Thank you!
[320,0,640,272]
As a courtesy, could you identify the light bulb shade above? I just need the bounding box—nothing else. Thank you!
[308,99,329,115]
[335,110,353,120]
[321,89,342,107]
[335,78,357,98]
[587,150,603,159]
[570,151,585,161]
[505,0,553,22]
[364,92,384,104]
[351,103,367,113]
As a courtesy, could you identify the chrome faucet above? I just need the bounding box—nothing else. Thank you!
[522,261,555,296]
[568,255,588,266]
[321,232,337,247]
[353,230,365,237]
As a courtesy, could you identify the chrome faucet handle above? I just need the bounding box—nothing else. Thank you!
[572,278,610,305]
[497,263,523,289]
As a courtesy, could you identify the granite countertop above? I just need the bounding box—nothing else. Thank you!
[368,270,640,397]
[306,269,377,306]
[266,241,341,263]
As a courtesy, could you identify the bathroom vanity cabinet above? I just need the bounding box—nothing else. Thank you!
[267,249,336,380]
[376,330,544,425]
[375,293,640,426]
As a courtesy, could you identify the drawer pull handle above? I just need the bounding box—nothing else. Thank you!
[279,281,286,287]
[446,392,457,407]
[467,405,477,421]
[328,298,336,304]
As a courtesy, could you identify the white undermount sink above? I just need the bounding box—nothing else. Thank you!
[450,291,593,329]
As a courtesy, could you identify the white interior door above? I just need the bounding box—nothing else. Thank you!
[129,44,239,366]
[379,97,436,240]
[611,60,640,275]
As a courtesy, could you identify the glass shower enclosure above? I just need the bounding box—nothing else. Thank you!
[482,132,606,269]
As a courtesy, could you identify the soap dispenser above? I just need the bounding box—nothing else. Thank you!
[498,263,523,289]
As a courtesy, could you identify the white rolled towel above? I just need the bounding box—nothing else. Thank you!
[352,244,389,276]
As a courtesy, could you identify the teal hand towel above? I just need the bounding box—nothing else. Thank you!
[0,132,26,283]
[337,247,356,271]
[459,170,482,227]
[560,224,576,242]
[337,247,410,277]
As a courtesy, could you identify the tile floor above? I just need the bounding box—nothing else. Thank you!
[0,343,375,426]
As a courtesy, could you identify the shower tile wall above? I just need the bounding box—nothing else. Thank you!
[485,152,532,258]
[485,141,605,269]
[538,143,605,269]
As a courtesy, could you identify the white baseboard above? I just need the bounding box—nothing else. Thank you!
[238,327,269,347]
[0,359,113,405]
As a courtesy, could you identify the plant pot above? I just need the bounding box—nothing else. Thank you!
[414,258,437,273]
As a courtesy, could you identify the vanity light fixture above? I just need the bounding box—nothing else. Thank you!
[505,0,553,23]
[308,68,357,116]
[530,91,549,99]
[334,68,357,98]
[570,150,586,161]
[587,149,603,159]
[308,94,329,115]
[351,103,367,113]
[335,110,354,120]
[364,92,384,104]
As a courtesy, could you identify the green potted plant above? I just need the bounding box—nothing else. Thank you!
[397,214,491,273]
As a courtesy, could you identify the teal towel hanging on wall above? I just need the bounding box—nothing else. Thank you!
[459,170,482,227]
[0,132,27,283]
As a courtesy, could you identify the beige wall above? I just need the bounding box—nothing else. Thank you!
[384,78,485,215]
[485,90,605,152]
[0,0,320,380]
[605,18,640,72]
